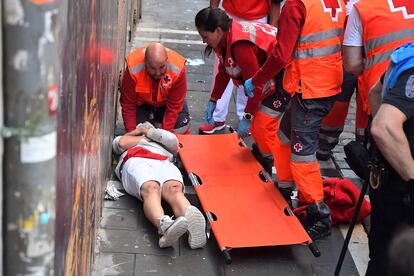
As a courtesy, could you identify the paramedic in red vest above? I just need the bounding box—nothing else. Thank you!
[317,0,368,161]
[121,43,190,134]
[244,0,346,240]
[343,0,414,115]
[200,0,283,135]
[195,7,290,172]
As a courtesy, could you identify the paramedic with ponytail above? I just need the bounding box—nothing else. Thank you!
[195,7,290,169]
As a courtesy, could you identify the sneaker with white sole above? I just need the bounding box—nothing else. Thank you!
[185,206,207,249]
[198,121,226,134]
[158,216,188,248]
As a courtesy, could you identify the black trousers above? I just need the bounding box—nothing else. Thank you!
[366,181,414,276]
[136,100,190,130]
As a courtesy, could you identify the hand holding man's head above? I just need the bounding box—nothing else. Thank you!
[145,43,168,80]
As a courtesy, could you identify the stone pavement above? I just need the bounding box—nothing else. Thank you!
[92,1,368,275]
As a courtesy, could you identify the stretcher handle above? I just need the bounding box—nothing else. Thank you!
[188,172,201,186]
[188,172,214,238]
[221,247,232,264]
[228,126,249,148]
[308,242,321,257]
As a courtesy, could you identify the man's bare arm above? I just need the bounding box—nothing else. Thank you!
[343,46,364,76]
[268,1,281,27]
[368,80,382,116]
[371,104,414,181]
[210,0,220,8]
[117,127,149,151]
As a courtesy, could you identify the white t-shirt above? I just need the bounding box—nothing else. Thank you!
[345,0,360,16]
[343,1,363,47]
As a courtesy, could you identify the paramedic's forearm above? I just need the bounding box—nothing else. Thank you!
[210,0,220,8]
[268,2,281,27]
[343,46,364,76]
[369,80,382,116]
[371,104,414,181]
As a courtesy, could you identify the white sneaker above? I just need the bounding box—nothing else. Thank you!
[185,206,207,249]
[158,216,188,248]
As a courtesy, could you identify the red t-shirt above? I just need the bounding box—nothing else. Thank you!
[223,0,270,20]
[124,146,168,162]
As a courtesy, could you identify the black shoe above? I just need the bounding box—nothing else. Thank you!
[306,219,331,240]
[305,202,332,240]
[278,187,293,206]
[316,150,332,161]
[251,143,274,175]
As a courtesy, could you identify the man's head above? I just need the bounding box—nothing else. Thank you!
[388,227,414,276]
[145,43,168,80]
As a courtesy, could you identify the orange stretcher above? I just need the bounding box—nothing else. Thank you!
[178,132,320,263]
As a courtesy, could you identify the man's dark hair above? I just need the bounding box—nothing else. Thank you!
[195,7,232,57]
[388,227,414,276]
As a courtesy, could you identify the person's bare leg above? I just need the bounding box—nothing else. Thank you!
[140,181,164,228]
[162,180,206,249]
[161,181,190,217]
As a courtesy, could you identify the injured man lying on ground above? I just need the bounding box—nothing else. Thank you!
[112,122,206,249]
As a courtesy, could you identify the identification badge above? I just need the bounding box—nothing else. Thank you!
[405,74,414,98]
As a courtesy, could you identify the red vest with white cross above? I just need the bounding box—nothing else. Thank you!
[215,20,277,89]
[355,0,414,113]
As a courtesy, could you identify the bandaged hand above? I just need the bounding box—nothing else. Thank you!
[136,121,155,130]
[127,127,147,136]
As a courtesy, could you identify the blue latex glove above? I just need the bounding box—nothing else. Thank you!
[237,118,252,139]
[204,100,217,125]
[243,78,255,98]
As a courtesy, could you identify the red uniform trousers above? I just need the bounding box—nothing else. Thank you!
[251,77,290,157]
[318,72,368,156]
[272,93,335,203]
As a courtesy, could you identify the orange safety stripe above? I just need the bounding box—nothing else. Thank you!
[283,0,345,99]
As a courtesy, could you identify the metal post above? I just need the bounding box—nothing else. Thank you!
[3,0,59,275]
[0,1,3,274]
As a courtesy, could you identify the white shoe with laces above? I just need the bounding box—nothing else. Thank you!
[185,206,207,249]
[158,215,188,248]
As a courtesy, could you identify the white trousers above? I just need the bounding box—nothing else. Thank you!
[212,14,268,122]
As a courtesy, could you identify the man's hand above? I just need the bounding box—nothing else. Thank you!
[243,78,255,98]
[237,118,252,139]
[127,127,148,136]
[136,121,155,130]
[204,100,217,125]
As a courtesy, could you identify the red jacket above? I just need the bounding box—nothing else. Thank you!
[211,20,278,114]
[294,178,371,225]
[121,48,187,132]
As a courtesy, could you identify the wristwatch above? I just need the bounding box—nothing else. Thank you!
[243,113,253,120]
